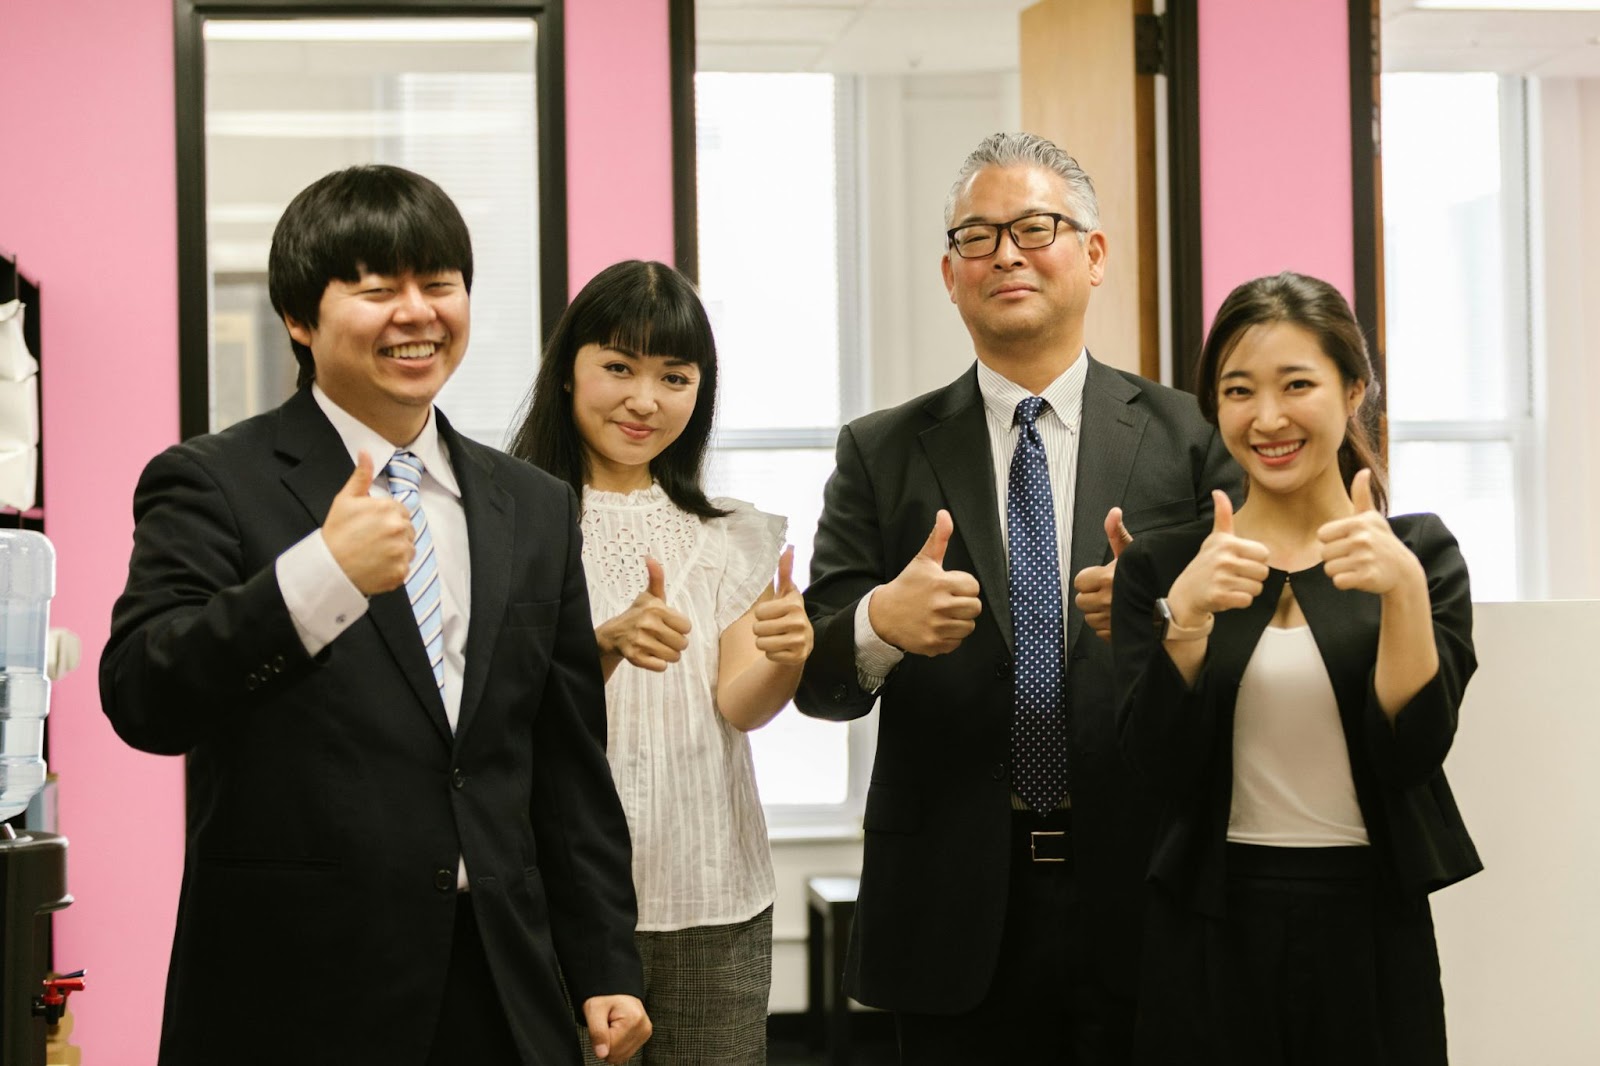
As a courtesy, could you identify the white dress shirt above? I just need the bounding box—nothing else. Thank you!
[275,384,473,885]
[854,352,1087,689]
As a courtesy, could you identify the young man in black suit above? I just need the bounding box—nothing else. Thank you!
[100,166,650,1065]
[797,132,1242,1064]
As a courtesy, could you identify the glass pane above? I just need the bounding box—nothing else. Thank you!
[696,73,840,432]
[705,447,848,806]
[1381,73,1507,421]
[204,19,538,441]
[1389,439,1517,601]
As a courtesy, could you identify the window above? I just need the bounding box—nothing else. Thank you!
[696,72,872,822]
[198,17,542,442]
[1381,73,1535,600]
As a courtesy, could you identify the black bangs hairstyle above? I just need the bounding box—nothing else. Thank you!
[508,260,728,519]
[1195,271,1388,513]
[267,164,474,389]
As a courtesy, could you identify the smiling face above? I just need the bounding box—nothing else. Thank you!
[570,343,701,493]
[286,268,468,445]
[1215,320,1366,504]
[940,163,1106,365]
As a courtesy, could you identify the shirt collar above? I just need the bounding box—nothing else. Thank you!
[310,384,461,499]
[975,348,1088,431]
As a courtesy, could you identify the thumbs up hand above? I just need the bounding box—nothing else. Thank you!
[1073,507,1133,643]
[597,556,693,673]
[753,546,815,666]
[1164,490,1271,631]
[322,450,417,596]
[868,509,983,656]
[1317,469,1421,595]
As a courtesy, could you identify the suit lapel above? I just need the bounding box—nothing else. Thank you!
[442,415,514,745]
[275,390,454,746]
[919,369,1012,649]
[1066,356,1145,661]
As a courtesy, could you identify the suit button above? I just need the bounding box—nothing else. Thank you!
[434,869,453,892]
[832,684,848,701]
[991,763,1008,781]
[244,673,260,691]
[272,655,286,672]
[452,768,466,790]
[994,658,1012,679]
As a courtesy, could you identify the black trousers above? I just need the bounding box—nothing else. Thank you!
[895,811,1134,1066]
[426,894,522,1066]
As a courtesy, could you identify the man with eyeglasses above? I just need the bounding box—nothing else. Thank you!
[797,132,1241,1063]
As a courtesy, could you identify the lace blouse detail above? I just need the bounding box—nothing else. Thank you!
[580,484,786,930]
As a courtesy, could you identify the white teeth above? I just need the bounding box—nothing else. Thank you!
[385,343,436,360]
[1256,442,1302,458]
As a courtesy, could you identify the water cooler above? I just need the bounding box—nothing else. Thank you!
[0,529,73,1065]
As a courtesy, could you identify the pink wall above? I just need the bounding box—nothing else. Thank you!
[564,0,678,292]
[1198,0,1355,325]
[0,0,185,1057]
[0,1,680,1059]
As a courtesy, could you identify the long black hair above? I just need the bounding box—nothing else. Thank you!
[1195,271,1388,513]
[508,260,727,518]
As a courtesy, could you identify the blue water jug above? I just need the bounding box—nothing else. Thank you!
[0,529,54,821]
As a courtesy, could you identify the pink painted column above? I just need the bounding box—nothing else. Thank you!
[564,0,678,294]
[1198,0,1355,324]
[0,0,185,1059]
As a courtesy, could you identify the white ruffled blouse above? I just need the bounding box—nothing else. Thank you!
[580,483,784,931]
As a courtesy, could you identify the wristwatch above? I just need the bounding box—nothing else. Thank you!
[1152,598,1214,642]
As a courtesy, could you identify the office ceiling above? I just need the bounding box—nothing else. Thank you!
[697,1,1600,77]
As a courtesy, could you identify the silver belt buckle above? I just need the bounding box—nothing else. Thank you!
[1030,830,1067,863]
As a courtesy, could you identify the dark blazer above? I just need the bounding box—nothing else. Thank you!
[1110,513,1481,1064]
[100,389,642,1066]
[796,356,1242,1014]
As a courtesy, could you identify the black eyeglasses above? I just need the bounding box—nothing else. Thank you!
[945,212,1086,259]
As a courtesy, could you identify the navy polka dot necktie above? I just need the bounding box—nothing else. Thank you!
[1008,396,1069,812]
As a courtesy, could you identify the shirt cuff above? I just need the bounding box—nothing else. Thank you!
[276,530,370,657]
[853,587,904,693]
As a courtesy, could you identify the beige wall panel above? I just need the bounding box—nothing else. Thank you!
[1020,0,1157,378]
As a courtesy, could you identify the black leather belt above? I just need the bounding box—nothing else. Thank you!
[1011,809,1073,864]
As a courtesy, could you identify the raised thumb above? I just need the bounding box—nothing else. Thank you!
[344,450,375,497]
[1211,489,1234,535]
[920,509,953,567]
[645,556,666,601]
[1104,506,1133,560]
[775,544,796,593]
[1350,468,1376,513]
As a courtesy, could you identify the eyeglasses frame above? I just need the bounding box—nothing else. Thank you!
[945,211,1089,260]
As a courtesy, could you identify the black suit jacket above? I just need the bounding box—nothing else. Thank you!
[795,356,1242,1014]
[1111,513,1483,916]
[100,389,642,1065]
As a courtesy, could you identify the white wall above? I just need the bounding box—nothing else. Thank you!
[858,70,1021,411]
[1433,600,1600,1064]
[1532,78,1600,601]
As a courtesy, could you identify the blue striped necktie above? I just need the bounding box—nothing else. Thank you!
[1008,396,1069,812]
[385,451,445,693]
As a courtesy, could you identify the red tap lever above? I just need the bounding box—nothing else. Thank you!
[36,970,86,1025]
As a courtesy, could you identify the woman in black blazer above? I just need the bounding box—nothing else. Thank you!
[1111,272,1480,1066]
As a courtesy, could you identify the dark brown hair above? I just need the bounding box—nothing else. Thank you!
[1195,271,1388,512]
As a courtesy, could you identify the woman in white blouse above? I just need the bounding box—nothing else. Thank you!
[509,260,812,1065]
[1110,273,1480,1065]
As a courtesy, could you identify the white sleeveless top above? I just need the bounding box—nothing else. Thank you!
[1226,625,1370,847]
[580,483,784,930]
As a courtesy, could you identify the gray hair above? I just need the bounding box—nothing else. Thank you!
[943,131,1100,233]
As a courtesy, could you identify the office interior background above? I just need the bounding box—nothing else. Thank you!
[1,0,1598,1060]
